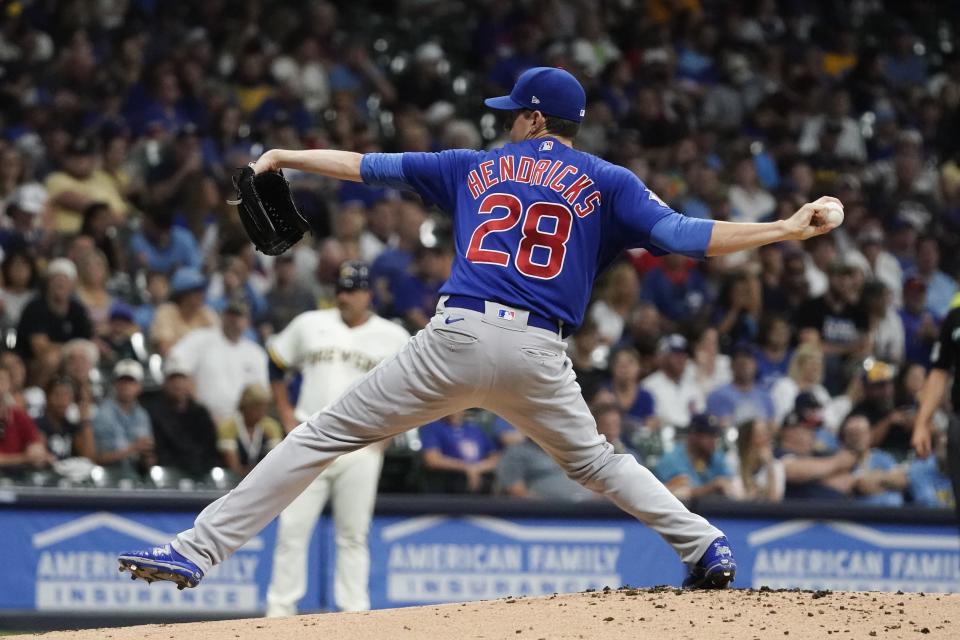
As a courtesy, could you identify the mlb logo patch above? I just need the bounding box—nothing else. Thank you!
[498,309,516,321]
[538,140,553,152]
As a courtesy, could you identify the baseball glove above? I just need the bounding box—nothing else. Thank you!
[228,165,309,256]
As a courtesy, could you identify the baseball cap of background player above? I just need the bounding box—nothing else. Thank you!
[336,260,371,292]
[484,66,587,123]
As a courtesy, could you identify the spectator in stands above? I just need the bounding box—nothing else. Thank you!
[150,267,218,355]
[686,326,731,397]
[44,136,128,234]
[729,418,784,502]
[754,315,792,389]
[590,262,639,345]
[489,415,524,449]
[100,302,141,369]
[640,254,709,329]
[706,343,775,427]
[92,360,154,474]
[59,338,100,408]
[390,239,453,331]
[146,125,207,232]
[0,351,34,414]
[713,270,762,349]
[849,226,903,308]
[566,318,607,399]
[75,250,114,337]
[852,359,914,458]
[0,250,39,329]
[839,413,907,507]
[134,271,170,335]
[728,155,776,222]
[655,414,735,501]
[900,278,940,367]
[35,377,94,462]
[370,200,426,311]
[206,255,268,322]
[16,258,92,382]
[795,260,869,394]
[167,299,269,422]
[642,334,705,431]
[80,202,123,272]
[0,366,53,474]
[862,280,905,364]
[419,411,501,494]
[142,357,220,478]
[779,250,812,317]
[0,184,46,253]
[910,236,957,318]
[216,384,283,478]
[776,412,857,500]
[263,254,316,335]
[592,401,637,459]
[608,347,657,429]
[496,436,595,501]
[770,343,851,432]
[908,430,956,508]
[129,211,202,275]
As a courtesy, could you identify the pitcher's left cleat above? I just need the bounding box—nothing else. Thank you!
[118,544,204,590]
[683,535,736,589]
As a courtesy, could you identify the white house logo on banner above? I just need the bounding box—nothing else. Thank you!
[31,512,264,612]
[380,515,625,603]
[748,519,960,593]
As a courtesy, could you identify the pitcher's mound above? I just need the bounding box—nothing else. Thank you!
[28,587,960,639]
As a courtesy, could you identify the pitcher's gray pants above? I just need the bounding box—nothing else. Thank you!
[174,301,723,574]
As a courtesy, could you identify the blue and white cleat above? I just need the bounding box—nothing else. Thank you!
[118,544,204,590]
[683,536,736,589]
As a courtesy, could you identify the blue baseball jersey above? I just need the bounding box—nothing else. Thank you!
[361,138,713,329]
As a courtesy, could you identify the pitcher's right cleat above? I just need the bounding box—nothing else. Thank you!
[683,536,736,589]
[118,544,204,590]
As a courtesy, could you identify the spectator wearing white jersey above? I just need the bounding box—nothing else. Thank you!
[166,299,269,423]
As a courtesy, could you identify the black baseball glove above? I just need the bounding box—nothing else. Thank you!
[228,165,309,256]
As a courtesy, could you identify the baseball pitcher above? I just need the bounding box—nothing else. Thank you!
[121,67,844,592]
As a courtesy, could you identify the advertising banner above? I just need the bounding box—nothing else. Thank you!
[0,507,956,615]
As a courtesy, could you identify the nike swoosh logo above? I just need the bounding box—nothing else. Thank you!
[445,316,465,324]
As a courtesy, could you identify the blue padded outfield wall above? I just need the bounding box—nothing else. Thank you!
[0,496,956,616]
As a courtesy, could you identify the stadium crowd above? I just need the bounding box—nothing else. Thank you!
[0,0,956,510]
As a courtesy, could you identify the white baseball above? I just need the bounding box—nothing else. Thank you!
[821,202,844,228]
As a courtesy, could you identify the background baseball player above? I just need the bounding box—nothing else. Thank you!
[120,67,844,592]
[264,260,409,616]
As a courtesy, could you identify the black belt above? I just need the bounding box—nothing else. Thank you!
[444,295,569,337]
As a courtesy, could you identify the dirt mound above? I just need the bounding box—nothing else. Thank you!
[26,588,960,639]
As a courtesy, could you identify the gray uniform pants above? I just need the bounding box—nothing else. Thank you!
[174,300,723,574]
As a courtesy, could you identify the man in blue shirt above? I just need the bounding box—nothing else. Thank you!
[908,430,955,508]
[418,411,501,494]
[124,66,846,592]
[706,343,775,426]
[129,211,202,274]
[656,414,734,501]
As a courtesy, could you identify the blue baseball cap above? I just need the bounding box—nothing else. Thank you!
[484,67,586,123]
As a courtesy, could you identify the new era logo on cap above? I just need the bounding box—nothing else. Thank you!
[531,96,540,104]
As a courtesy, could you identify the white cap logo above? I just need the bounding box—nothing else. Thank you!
[531,96,540,104]
[580,109,586,116]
